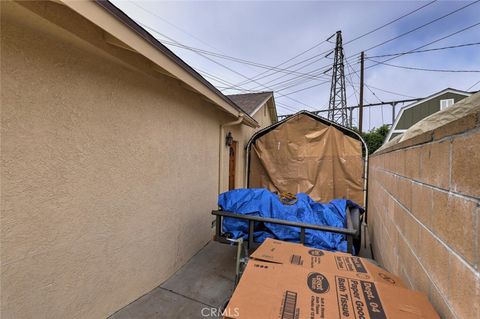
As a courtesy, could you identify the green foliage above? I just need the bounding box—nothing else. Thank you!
[361,125,390,155]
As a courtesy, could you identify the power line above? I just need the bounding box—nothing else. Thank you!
[231,39,332,89]
[467,79,480,91]
[259,64,332,92]
[246,1,437,90]
[265,23,478,93]
[132,2,336,86]
[158,38,333,81]
[258,3,479,91]
[130,0,331,92]
[367,59,480,73]
[249,1,447,90]
[130,0,476,102]
[346,56,372,105]
[196,72,300,113]
[277,97,422,120]
[276,101,302,113]
[156,35,337,93]
[343,0,438,46]
[157,38,480,90]
[367,42,480,58]
[362,0,480,54]
[129,2,223,53]
[133,21,313,111]
[345,60,360,105]
[365,84,384,103]
[365,21,480,71]
[361,84,418,99]
[274,76,330,93]
[194,69,301,112]
[128,1,478,106]
[346,55,385,125]
[277,17,478,103]
[278,80,331,96]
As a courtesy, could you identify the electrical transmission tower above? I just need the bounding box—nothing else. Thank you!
[327,31,349,127]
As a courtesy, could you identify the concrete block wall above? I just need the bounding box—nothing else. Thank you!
[368,111,480,318]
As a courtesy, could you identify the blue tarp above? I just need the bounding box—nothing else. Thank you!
[218,188,363,253]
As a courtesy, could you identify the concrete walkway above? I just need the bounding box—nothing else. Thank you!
[109,228,373,319]
[109,241,237,319]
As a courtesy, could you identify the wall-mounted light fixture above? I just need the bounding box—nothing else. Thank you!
[225,132,233,146]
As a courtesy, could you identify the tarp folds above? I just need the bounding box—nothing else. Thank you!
[248,113,365,207]
[218,188,363,253]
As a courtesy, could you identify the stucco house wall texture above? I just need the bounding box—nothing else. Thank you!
[368,98,480,318]
[0,2,260,318]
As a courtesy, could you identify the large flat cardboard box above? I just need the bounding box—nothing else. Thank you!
[251,238,406,288]
[224,260,440,319]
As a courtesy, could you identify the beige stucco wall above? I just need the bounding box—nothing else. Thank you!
[0,2,246,318]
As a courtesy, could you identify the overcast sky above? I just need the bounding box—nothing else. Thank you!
[111,0,480,131]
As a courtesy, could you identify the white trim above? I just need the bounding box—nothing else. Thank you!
[385,88,471,142]
[440,98,454,110]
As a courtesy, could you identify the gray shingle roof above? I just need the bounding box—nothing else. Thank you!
[227,92,272,115]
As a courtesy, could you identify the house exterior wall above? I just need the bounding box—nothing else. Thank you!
[220,101,276,191]
[1,2,243,318]
[396,92,469,130]
[368,109,480,318]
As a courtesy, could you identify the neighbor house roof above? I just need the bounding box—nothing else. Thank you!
[385,87,472,142]
[56,0,258,127]
[378,91,480,153]
[227,92,273,115]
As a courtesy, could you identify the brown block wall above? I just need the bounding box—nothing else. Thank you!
[368,113,480,318]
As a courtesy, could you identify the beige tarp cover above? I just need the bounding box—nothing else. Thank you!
[249,113,365,206]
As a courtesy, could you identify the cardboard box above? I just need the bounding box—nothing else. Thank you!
[225,239,440,319]
[225,260,440,319]
[251,238,406,288]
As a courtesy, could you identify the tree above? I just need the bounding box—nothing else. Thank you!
[361,125,389,155]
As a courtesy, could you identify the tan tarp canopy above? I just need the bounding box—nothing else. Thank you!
[248,113,366,207]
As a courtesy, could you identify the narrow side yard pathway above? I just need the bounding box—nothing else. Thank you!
[109,241,237,319]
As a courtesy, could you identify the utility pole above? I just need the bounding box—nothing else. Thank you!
[327,31,349,127]
[391,102,398,125]
[359,51,365,133]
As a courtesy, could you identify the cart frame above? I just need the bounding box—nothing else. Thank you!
[212,207,361,254]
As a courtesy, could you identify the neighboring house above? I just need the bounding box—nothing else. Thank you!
[1,1,274,318]
[223,92,278,190]
[385,88,472,142]
[228,92,277,129]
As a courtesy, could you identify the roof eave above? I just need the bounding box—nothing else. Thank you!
[57,0,258,127]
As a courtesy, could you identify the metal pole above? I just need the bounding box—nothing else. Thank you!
[359,52,365,133]
[349,108,353,127]
[391,103,396,126]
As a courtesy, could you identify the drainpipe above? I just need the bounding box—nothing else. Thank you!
[218,114,244,194]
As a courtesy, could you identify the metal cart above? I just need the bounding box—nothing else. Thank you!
[212,207,362,285]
